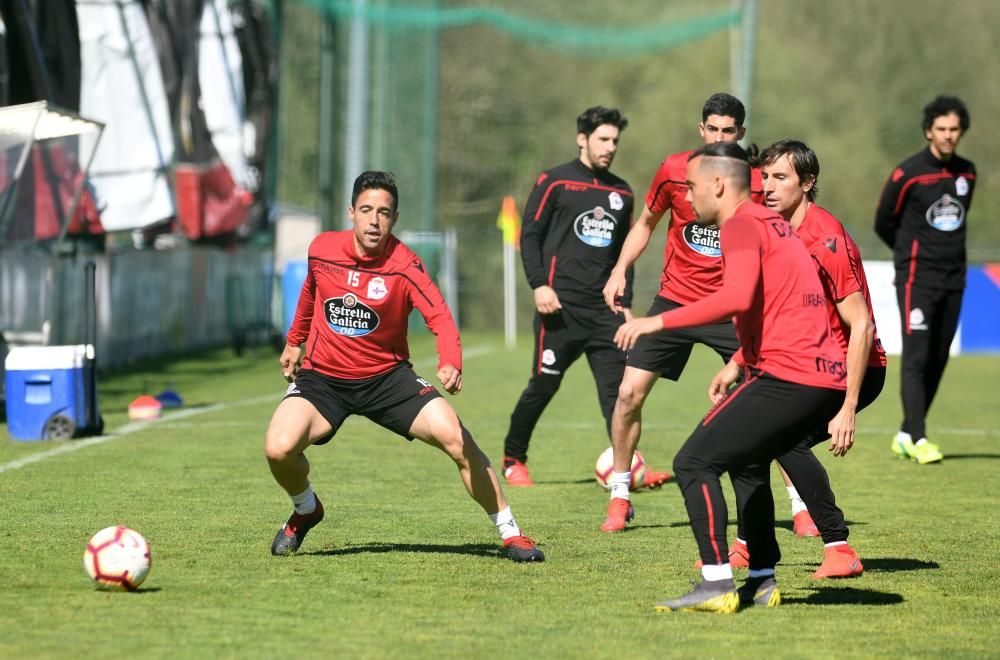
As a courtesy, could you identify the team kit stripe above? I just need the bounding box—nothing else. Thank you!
[534,180,633,221]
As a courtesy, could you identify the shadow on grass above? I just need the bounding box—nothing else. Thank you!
[941,453,1000,460]
[782,585,904,606]
[775,518,867,533]
[860,557,940,572]
[304,542,500,558]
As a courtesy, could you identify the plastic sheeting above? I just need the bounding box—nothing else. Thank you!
[77,0,175,232]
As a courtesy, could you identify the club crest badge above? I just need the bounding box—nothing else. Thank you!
[608,191,624,211]
[955,176,969,196]
[367,276,388,300]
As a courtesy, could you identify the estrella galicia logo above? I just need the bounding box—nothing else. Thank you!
[324,293,380,337]
[574,206,617,247]
[682,222,721,257]
[925,194,964,232]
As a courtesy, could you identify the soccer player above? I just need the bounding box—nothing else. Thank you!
[875,95,976,464]
[614,143,847,612]
[501,106,670,488]
[599,93,814,534]
[757,139,887,578]
[265,171,544,562]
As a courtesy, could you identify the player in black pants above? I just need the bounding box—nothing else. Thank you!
[875,95,976,464]
[501,105,670,488]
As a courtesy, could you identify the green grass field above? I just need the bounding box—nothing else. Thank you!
[2,334,999,658]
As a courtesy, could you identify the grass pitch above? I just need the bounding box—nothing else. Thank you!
[2,333,999,658]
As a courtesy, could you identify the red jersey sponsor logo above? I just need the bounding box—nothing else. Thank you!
[823,238,838,253]
[682,223,721,257]
[891,167,905,182]
[324,293,380,337]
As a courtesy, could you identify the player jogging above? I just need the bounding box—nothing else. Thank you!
[600,93,818,534]
[874,95,975,464]
[501,106,670,488]
[615,143,847,612]
[265,171,543,562]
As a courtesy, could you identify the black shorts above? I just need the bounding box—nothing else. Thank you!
[626,296,739,380]
[284,363,442,444]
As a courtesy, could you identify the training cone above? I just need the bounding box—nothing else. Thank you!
[155,389,183,409]
[128,395,163,420]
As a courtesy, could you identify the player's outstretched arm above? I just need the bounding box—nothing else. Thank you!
[437,364,463,395]
[279,344,302,383]
[603,204,663,312]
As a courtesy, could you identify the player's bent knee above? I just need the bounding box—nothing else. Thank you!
[264,429,306,463]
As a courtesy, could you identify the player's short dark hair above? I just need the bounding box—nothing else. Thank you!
[351,171,399,211]
[577,106,629,137]
[702,93,746,126]
[689,142,751,191]
[759,139,820,201]
[922,95,970,133]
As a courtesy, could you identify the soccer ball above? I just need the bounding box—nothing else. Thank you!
[595,446,647,490]
[83,526,151,591]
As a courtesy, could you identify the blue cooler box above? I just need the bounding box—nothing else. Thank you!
[4,345,99,441]
[282,259,309,335]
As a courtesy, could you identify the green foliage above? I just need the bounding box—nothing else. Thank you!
[273,0,999,329]
[2,337,1000,657]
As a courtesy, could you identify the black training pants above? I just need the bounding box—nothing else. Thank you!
[673,372,843,570]
[896,284,963,440]
[503,304,625,463]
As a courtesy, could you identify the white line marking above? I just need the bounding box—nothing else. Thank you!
[0,345,496,475]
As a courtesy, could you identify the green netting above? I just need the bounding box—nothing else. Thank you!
[290,0,740,57]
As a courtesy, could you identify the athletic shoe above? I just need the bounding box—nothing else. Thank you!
[738,575,781,608]
[910,439,943,464]
[503,535,545,562]
[891,431,914,459]
[271,498,325,556]
[637,467,673,490]
[600,497,635,533]
[694,538,749,569]
[728,538,749,568]
[654,578,739,613]
[793,510,821,537]
[812,544,863,579]
[502,458,535,486]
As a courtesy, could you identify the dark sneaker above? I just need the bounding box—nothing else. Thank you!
[271,498,325,556]
[600,497,635,533]
[654,578,739,613]
[738,575,781,608]
[503,535,545,562]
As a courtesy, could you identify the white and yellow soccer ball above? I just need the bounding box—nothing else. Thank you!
[83,526,151,591]
[595,446,647,490]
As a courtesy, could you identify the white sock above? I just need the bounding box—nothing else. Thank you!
[291,486,317,515]
[609,471,632,501]
[915,437,930,446]
[701,563,733,581]
[748,568,775,578]
[897,431,912,443]
[787,486,808,515]
[824,541,848,548]
[489,506,521,541]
